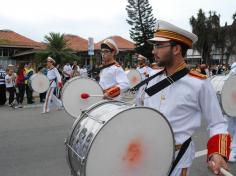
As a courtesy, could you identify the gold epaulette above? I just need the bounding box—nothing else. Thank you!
[188,70,207,79]
[115,64,121,67]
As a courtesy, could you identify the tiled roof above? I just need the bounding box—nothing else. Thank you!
[64,34,88,52]
[0,30,41,48]
[95,35,135,50]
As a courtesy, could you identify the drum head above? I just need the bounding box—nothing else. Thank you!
[85,107,174,176]
[30,74,49,93]
[210,75,226,93]
[221,75,236,117]
[126,69,142,88]
[62,77,104,118]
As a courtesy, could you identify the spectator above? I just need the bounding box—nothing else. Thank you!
[24,63,34,104]
[80,65,88,77]
[71,64,80,77]
[0,65,6,105]
[63,62,72,82]
[5,69,16,107]
[15,63,25,108]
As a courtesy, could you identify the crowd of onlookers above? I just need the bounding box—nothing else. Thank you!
[193,63,231,77]
[0,63,35,108]
[0,61,89,108]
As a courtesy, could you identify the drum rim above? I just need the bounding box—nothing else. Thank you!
[221,75,236,117]
[66,100,175,176]
[30,73,49,93]
[61,76,104,118]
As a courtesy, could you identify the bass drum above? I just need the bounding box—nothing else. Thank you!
[210,75,236,117]
[123,69,142,103]
[29,73,49,93]
[210,75,227,94]
[125,69,142,89]
[65,100,174,176]
[61,77,104,118]
[221,75,236,117]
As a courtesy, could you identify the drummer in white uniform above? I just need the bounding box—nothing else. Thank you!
[42,57,63,114]
[135,54,152,105]
[99,39,130,100]
[144,20,231,176]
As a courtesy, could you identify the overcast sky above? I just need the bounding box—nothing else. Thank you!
[0,0,235,43]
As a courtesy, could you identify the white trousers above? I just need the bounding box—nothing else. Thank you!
[43,87,62,113]
[170,168,189,176]
[170,141,195,176]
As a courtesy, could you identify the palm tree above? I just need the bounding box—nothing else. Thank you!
[37,32,79,64]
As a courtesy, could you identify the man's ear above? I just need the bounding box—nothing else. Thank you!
[172,45,181,56]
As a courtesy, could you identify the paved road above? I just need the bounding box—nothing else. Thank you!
[0,105,235,176]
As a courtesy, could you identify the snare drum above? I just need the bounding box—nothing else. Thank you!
[125,69,142,89]
[29,73,50,93]
[61,77,104,118]
[221,75,236,117]
[65,100,174,176]
[123,70,142,103]
[210,75,227,94]
[210,75,236,117]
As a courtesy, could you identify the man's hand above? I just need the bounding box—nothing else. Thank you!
[103,92,112,100]
[208,154,229,175]
[144,72,149,77]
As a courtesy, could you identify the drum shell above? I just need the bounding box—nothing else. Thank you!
[65,100,175,176]
[65,101,129,176]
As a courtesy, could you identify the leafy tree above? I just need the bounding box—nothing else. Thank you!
[36,32,79,64]
[126,0,156,61]
[190,9,221,65]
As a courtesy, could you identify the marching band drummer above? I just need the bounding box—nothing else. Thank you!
[99,39,130,100]
[144,20,231,176]
[135,54,153,105]
[42,57,63,114]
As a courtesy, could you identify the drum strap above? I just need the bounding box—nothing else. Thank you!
[130,70,164,91]
[145,67,189,96]
[49,78,56,86]
[168,137,192,176]
[98,62,116,71]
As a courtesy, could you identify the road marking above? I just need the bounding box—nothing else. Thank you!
[195,149,207,158]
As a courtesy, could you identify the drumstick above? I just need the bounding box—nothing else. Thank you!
[211,161,234,176]
[80,93,104,99]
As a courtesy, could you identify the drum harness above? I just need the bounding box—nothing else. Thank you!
[132,67,192,175]
[97,62,116,72]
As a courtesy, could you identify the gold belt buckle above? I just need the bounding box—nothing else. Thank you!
[175,144,182,151]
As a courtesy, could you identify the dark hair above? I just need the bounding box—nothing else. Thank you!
[101,43,114,52]
[171,41,188,57]
[17,63,25,75]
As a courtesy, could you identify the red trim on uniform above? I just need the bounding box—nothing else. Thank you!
[188,70,207,79]
[105,86,120,98]
[45,87,53,112]
[207,134,231,161]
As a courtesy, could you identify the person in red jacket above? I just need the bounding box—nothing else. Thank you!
[15,63,25,108]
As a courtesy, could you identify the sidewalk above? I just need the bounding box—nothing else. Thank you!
[4,91,44,109]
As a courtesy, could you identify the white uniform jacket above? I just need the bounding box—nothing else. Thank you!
[47,67,62,88]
